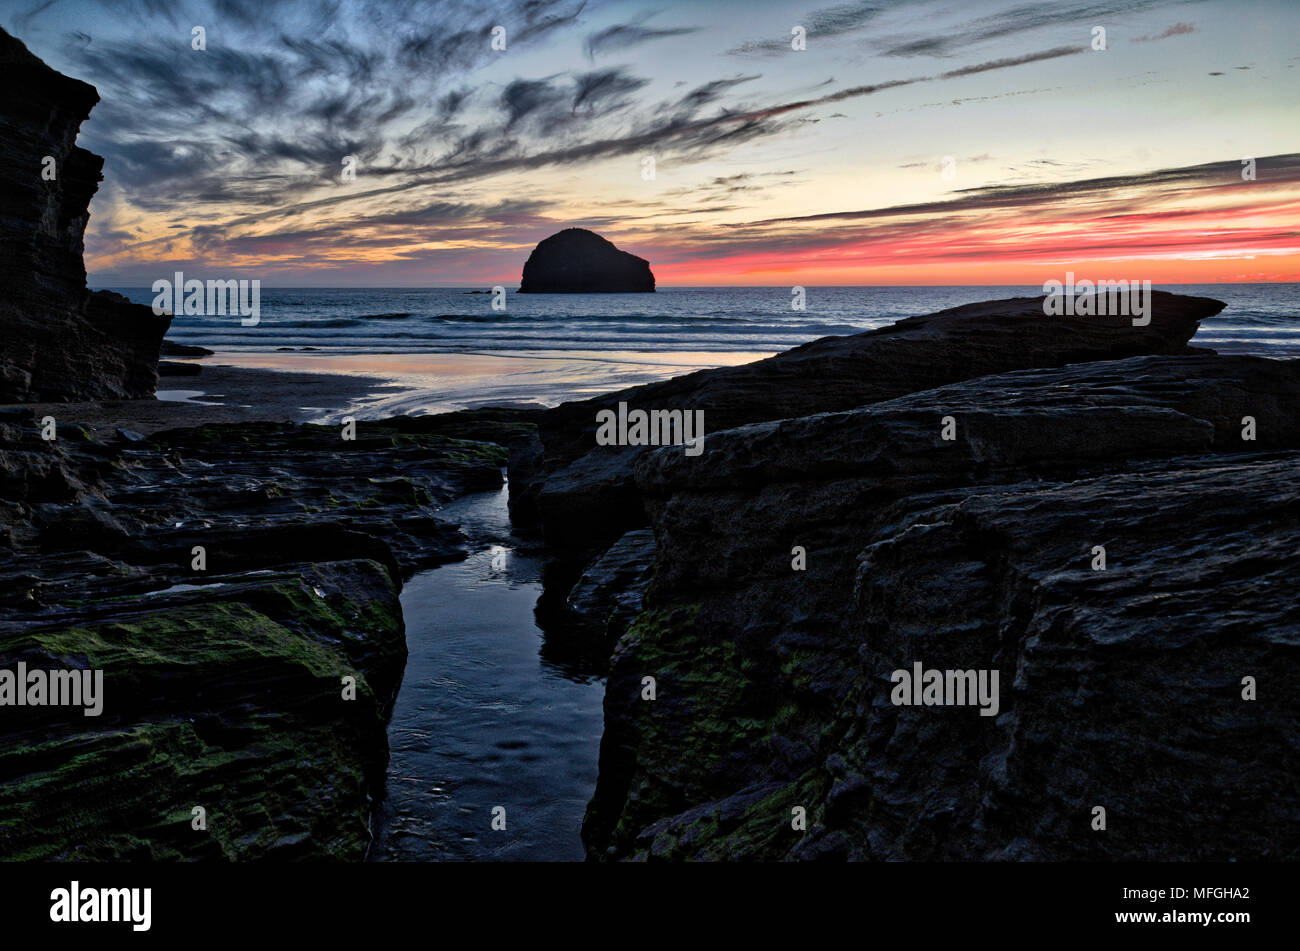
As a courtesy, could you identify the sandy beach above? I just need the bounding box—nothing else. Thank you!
[196,349,774,419]
[0,365,390,437]
[1,349,772,438]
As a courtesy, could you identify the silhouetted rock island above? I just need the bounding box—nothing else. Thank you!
[519,228,655,293]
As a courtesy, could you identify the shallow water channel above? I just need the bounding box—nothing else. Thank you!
[368,481,606,861]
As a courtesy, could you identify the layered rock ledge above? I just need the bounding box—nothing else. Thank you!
[0,410,535,859]
[512,292,1219,546]
[580,354,1300,860]
[512,291,1225,649]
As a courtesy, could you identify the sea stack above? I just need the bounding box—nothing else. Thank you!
[519,228,655,293]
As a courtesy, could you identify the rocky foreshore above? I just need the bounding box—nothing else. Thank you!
[0,26,549,861]
[2,23,1294,866]
[515,290,1227,649]
[5,295,1296,863]
[0,409,535,859]
[571,346,1300,860]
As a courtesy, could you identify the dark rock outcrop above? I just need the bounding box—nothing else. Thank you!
[159,340,214,358]
[518,228,655,293]
[509,292,1224,640]
[565,528,657,648]
[0,409,535,859]
[582,354,1300,860]
[0,559,405,860]
[0,28,168,402]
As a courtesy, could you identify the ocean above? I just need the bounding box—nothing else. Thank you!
[108,284,1300,358]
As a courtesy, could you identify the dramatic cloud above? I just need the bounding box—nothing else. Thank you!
[729,0,905,53]
[95,41,1089,242]
[873,0,1179,57]
[939,45,1084,78]
[740,154,1300,227]
[1133,21,1196,41]
[585,15,697,58]
[1,0,1291,285]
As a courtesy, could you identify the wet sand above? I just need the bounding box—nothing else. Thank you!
[0,365,397,437]
[203,349,772,420]
[0,348,769,437]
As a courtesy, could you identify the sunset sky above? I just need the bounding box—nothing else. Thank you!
[4,0,1299,286]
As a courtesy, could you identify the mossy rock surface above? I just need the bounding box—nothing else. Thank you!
[0,405,523,861]
[0,559,404,861]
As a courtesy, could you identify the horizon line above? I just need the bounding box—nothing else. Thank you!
[90,280,1300,290]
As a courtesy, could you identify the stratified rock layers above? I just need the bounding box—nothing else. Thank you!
[510,292,1222,553]
[0,27,167,402]
[0,412,534,860]
[580,354,1300,860]
[519,228,655,293]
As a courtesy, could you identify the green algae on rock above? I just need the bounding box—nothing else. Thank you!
[0,560,403,860]
[582,355,1300,861]
[0,407,536,860]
